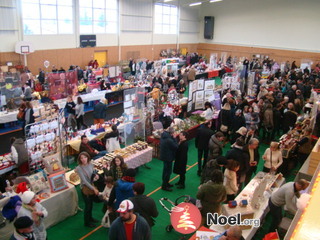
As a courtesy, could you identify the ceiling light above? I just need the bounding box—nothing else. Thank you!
[210,0,223,2]
[189,2,202,6]
[164,0,173,2]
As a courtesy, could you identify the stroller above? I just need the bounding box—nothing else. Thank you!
[159,195,197,233]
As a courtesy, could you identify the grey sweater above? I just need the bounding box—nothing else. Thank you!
[76,163,95,190]
[75,103,85,118]
[270,182,298,214]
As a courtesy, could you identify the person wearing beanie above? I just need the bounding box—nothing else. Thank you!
[93,97,107,124]
[17,191,48,240]
[109,200,151,240]
[200,156,228,184]
[107,168,136,219]
[11,216,35,240]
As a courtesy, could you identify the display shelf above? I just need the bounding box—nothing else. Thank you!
[285,161,320,240]
[308,138,320,175]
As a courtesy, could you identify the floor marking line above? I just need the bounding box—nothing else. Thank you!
[82,161,198,239]
[79,225,102,240]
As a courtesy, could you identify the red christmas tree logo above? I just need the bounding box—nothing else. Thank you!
[170,202,201,234]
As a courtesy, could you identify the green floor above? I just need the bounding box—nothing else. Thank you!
[47,138,299,240]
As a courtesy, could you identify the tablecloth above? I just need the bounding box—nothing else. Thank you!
[0,163,16,175]
[54,90,110,109]
[67,122,128,152]
[0,182,78,240]
[0,105,44,124]
[124,147,153,169]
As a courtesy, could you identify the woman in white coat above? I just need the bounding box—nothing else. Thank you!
[223,160,240,202]
[262,141,283,173]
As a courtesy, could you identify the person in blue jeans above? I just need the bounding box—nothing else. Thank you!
[160,127,178,192]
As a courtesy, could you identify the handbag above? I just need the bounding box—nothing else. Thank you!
[82,185,95,196]
[80,166,97,196]
[220,124,228,132]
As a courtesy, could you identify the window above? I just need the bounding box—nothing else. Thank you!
[22,0,73,35]
[154,3,178,34]
[79,0,117,34]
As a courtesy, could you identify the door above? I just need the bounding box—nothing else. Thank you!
[94,51,108,68]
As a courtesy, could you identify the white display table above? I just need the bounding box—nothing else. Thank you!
[0,182,78,240]
[210,172,285,240]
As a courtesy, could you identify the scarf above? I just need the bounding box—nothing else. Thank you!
[122,176,135,182]
[22,203,40,226]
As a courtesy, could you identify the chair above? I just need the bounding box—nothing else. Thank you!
[153,121,163,130]
[105,137,121,153]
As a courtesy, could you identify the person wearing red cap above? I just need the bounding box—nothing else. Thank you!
[109,199,151,240]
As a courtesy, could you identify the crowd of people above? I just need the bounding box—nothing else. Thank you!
[3,54,320,240]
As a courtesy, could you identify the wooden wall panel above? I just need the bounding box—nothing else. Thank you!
[8,42,318,73]
[0,52,22,66]
[198,43,320,67]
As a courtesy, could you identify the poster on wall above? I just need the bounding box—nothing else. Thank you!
[197,79,204,90]
[205,80,215,90]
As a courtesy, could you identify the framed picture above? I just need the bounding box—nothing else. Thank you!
[188,83,193,101]
[192,81,197,92]
[48,170,68,193]
[205,90,214,101]
[192,92,196,104]
[196,91,204,102]
[197,79,204,90]
[195,101,204,110]
[187,101,192,113]
[205,80,215,90]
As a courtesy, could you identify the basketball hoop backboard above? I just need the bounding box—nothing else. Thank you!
[15,41,34,54]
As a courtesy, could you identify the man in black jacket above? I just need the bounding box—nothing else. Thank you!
[129,182,158,228]
[160,127,178,191]
[243,138,260,185]
[282,103,297,133]
[195,121,214,176]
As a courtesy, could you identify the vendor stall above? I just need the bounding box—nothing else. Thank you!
[210,172,285,240]
[93,143,152,171]
[285,159,320,240]
[0,182,78,240]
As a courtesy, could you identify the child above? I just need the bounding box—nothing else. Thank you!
[100,176,114,202]
[223,160,240,202]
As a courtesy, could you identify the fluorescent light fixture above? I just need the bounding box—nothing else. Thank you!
[164,0,173,2]
[189,2,202,6]
[210,0,223,2]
